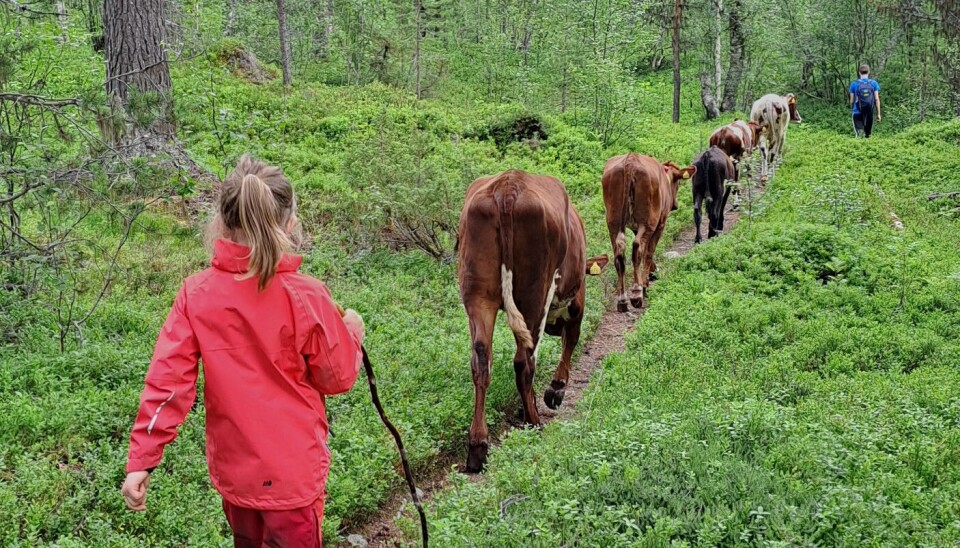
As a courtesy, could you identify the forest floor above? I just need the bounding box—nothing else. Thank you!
[340,182,763,548]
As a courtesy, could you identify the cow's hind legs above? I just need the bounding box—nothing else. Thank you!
[544,301,582,410]
[465,302,496,473]
[611,230,628,312]
[639,226,665,304]
[710,186,732,238]
[731,161,742,210]
[693,192,705,244]
[630,230,648,308]
[514,345,541,426]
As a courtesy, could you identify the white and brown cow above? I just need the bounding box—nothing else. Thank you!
[750,93,802,180]
[709,119,765,206]
[709,119,764,173]
[457,170,607,472]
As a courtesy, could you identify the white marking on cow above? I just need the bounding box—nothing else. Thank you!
[501,265,534,349]
[891,214,905,230]
[730,124,747,145]
[533,270,560,360]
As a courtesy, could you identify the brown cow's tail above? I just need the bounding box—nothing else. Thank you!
[615,157,634,259]
[495,179,534,350]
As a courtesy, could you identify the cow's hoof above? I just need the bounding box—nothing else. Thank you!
[544,381,566,410]
[465,442,488,474]
[648,272,658,282]
[617,300,629,313]
[694,236,703,244]
[630,290,644,309]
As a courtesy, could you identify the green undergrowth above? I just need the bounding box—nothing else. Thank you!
[0,43,713,545]
[7,15,959,547]
[420,126,960,546]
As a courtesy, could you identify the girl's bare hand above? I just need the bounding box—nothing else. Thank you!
[121,471,151,511]
[343,309,365,344]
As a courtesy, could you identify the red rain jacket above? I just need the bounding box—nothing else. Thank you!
[126,239,362,510]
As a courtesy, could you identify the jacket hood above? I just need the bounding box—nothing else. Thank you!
[211,238,303,274]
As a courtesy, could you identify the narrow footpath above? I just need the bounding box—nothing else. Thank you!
[341,186,761,548]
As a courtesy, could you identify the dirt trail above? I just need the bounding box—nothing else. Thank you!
[339,192,757,548]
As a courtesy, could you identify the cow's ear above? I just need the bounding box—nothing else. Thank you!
[585,254,609,276]
[787,94,797,105]
[680,166,697,181]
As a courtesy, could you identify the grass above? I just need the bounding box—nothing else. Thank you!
[4,12,959,547]
[0,31,714,545]
[419,123,960,546]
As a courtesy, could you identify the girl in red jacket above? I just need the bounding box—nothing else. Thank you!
[121,155,365,547]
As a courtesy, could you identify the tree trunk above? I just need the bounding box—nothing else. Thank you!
[933,47,960,118]
[713,0,722,99]
[721,0,744,112]
[86,0,105,52]
[225,0,239,36]
[314,0,334,59]
[276,0,293,86]
[800,56,813,91]
[520,0,539,66]
[700,70,720,120]
[413,0,422,99]
[103,0,174,137]
[672,0,682,124]
[56,2,69,42]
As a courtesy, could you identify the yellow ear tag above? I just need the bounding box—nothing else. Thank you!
[590,262,602,275]
[682,171,691,179]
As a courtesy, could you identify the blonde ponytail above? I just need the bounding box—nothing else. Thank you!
[237,174,292,290]
[214,155,299,291]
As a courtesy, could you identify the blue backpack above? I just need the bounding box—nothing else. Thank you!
[856,80,875,108]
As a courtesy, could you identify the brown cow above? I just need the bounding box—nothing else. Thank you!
[457,170,607,472]
[709,119,764,207]
[602,154,696,312]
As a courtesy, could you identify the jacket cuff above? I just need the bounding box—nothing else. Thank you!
[126,456,161,474]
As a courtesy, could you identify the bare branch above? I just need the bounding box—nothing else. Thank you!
[0,92,81,108]
[0,181,45,204]
[74,199,158,326]
[0,0,62,16]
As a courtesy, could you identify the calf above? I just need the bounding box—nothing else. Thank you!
[457,170,607,472]
[602,153,696,312]
[750,93,802,179]
[692,146,736,243]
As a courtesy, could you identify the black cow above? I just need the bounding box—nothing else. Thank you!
[693,146,736,243]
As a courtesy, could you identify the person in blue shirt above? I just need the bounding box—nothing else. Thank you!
[849,64,881,138]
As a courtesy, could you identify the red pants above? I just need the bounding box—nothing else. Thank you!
[222,498,324,548]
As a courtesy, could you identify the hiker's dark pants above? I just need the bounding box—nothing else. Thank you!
[853,105,875,138]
